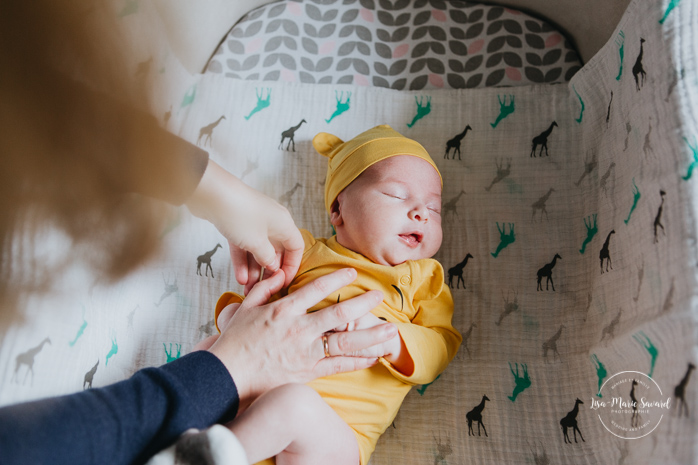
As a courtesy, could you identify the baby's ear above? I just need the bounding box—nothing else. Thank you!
[329,198,343,227]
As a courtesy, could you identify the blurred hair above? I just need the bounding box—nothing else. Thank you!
[0,1,168,321]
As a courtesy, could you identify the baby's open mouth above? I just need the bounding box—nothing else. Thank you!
[399,232,423,247]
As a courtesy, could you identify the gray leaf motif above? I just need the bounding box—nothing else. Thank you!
[526,52,542,67]
[226,55,260,72]
[412,42,446,58]
[375,43,392,59]
[487,7,504,20]
[301,56,333,72]
[265,36,297,52]
[266,19,299,36]
[263,53,297,70]
[414,10,431,26]
[468,9,484,23]
[524,67,544,82]
[488,36,506,53]
[268,3,286,18]
[305,4,338,22]
[485,69,506,86]
[226,40,245,55]
[417,26,447,41]
[465,23,484,39]
[525,20,541,33]
[448,40,468,56]
[543,49,562,66]
[503,20,523,34]
[302,37,319,54]
[465,55,484,72]
[337,57,370,75]
[231,20,262,38]
[449,10,467,24]
[341,9,359,23]
[525,34,545,49]
[545,68,562,82]
[503,52,522,67]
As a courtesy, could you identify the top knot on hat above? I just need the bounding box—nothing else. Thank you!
[312,125,441,213]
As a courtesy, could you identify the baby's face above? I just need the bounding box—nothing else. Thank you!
[331,155,443,266]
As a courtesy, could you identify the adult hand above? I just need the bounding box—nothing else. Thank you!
[185,159,304,290]
[207,268,397,404]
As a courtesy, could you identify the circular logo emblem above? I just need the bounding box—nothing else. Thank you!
[592,371,671,439]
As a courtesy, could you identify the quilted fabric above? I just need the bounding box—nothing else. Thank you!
[205,0,583,89]
[0,0,697,464]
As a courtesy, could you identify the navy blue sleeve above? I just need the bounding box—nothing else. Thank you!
[0,350,239,465]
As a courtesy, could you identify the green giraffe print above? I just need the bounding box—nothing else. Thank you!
[105,333,118,366]
[491,222,515,258]
[407,95,431,128]
[180,84,197,108]
[164,343,182,363]
[591,354,607,397]
[633,331,658,378]
[508,362,531,401]
[615,31,625,81]
[326,91,351,123]
[579,214,598,254]
[490,94,515,128]
[69,305,88,347]
[417,374,440,396]
[681,136,698,180]
[659,0,682,24]
[624,178,641,224]
[118,0,139,18]
[245,88,272,120]
[573,86,585,123]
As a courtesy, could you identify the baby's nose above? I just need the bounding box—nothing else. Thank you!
[409,205,429,222]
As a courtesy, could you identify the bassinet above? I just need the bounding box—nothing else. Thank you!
[0,0,696,463]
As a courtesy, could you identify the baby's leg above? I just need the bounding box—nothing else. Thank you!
[228,383,359,465]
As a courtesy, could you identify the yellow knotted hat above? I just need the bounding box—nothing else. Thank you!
[313,125,441,213]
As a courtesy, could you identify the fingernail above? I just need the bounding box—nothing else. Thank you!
[384,323,397,337]
[346,268,357,279]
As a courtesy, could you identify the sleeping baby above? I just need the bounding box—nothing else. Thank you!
[167,125,462,465]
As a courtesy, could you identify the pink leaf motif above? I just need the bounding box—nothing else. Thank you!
[429,73,444,88]
[432,9,447,22]
[393,43,410,58]
[246,37,263,54]
[360,8,374,22]
[545,33,562,48]
[468,39,484,55]
[506,67,522,81]
[287,2,302,16]
[354,74,370,86]
[281,69,296,82]
[505,8,522,15]
[319,41,336,55]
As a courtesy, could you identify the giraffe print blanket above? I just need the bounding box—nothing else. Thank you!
[0,0,696,463]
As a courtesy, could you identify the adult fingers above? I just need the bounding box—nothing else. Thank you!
[248,238,280,274]
[244,256,263,295]
[308,289,384,334]
[325,323,397,357]
[241,269,286,308]
[277,268,360,318]
[229,242,249,286]
[277,230,304,288]
[217,303,241,331]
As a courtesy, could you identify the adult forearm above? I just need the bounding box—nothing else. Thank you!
[0,351,238,465]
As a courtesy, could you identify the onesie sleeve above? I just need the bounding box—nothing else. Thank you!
[382,269,462,386]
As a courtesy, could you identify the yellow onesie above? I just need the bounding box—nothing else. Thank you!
[216,229,462,465]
